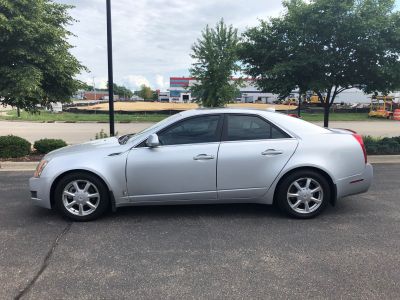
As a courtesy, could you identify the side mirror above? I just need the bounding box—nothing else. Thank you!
[146,133,160,147]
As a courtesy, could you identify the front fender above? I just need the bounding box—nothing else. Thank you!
[40,150,128,208]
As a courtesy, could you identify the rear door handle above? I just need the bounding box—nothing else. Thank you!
[193,154,215,160]
[261,149,283,156]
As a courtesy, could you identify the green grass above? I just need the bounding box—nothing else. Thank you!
[0,109,385,123]
[0,110,168,123]
[299,112,377,122]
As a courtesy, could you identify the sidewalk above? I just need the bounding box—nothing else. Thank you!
[0,121,152,144]
[1,120,399,144]
[1,155,399,171]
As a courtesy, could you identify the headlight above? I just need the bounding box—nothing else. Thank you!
[34,160,48,178]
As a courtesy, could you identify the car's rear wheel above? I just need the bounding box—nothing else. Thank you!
[54,172,109,221]
[276,170,331,218]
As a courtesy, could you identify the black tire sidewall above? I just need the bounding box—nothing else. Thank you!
[54,172,109,221]
[276,170,331,219]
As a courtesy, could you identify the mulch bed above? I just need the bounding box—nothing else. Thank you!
[0,153,44,162]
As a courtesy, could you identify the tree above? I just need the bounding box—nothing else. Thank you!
[81,82,94,91]
[107,83,133,99]
[190,19,241,107]
[240,0,400,127]
[137,84,154,100]
[152,91,159,101]
[0,0,86,113]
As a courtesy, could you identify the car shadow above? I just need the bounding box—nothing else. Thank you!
[105,203,285,221]
[26,196,366,223]
[103,196,367,223]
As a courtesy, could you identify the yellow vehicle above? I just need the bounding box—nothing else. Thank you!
[308,93,326,105]
[368,96,394,119]
[283,96,298,106]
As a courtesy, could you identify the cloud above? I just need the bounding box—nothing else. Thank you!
[155,74,168,90]
[82,76,108,89]
[57,0,284,90]
[122,75,151,90]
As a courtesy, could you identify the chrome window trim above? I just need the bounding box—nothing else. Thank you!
[131,111,299,149]
[219,137,297,144]
[131,141,222,150]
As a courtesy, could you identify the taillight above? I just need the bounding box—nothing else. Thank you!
[353,134,367,164]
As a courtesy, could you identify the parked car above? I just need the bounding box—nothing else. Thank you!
[30,108,373,221]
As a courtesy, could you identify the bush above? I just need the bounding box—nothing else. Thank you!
[0,135,31,158]
[363,135,400,155]
[34,138,67,154]
[94,129,118,140]
[95,129,108,140]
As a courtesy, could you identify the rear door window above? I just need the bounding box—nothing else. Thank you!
[223,114,289,141]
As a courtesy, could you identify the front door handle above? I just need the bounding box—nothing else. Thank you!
[261,149,283,156]
[193,154,215,160]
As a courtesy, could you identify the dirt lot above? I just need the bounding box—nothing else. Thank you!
[78,101,297,112]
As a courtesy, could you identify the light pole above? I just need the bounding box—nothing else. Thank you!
[92,76,96,102]
[106,0,115,136]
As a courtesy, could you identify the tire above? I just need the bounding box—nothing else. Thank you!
[276,170,331,219]
[54,172,110,221]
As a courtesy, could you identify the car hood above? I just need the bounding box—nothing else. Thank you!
[44,137,122,160]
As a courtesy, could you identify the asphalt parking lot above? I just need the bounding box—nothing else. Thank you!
[1,164,399,299]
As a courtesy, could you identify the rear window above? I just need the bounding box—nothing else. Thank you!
[265,112,330,135]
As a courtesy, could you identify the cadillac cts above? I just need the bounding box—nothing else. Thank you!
[29,108,373,221]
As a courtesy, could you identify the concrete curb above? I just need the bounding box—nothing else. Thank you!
[1,155,400,172]
[0,162,38,172]
[368,155,400,164]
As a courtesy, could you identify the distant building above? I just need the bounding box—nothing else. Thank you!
[83,91,119,101]
[158,91,170,102]
[167,77,276,103]
[239,79,278,103]
[165,77,393,104]
[130,95,144,101]
[334,88,378,104]
[73,89,85,100]
[169,77,194,102]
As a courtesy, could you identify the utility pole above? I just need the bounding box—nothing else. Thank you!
[106,0,115,136]
[92,76,96,102]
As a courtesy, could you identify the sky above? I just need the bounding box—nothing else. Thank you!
[56,0,284,91]
[57,0,400,91]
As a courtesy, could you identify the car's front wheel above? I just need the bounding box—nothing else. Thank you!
[54,172,109,221]
[276,170,331,218]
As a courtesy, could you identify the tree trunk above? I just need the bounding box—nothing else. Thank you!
[323,104,329,127]
[17,107,20,118]
[297,93,301,117]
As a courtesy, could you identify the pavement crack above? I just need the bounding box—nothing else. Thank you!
[14,222,72,300]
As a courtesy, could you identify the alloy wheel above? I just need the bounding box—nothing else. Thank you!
[62,180,100,216]
[286,177,323,214]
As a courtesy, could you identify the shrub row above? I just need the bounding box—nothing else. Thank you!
[0,135,31,158]
[0,136,67,158]
[363,136,400,155]
[1,134,399,159]
[34,139,67,154]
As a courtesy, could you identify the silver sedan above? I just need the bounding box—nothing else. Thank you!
[29,108,373,221]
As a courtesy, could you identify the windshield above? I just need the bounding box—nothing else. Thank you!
[119,113,182,144]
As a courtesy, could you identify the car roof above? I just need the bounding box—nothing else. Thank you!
[179,107,274,116]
